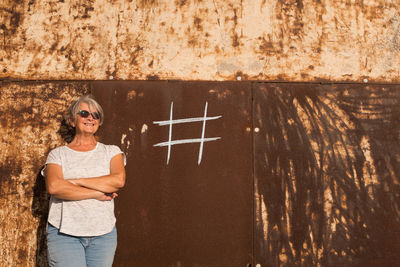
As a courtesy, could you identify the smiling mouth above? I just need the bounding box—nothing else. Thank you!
[84,123,95,126]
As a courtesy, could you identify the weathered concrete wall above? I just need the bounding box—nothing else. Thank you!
[1,0,400,82]
[0,82,88,266]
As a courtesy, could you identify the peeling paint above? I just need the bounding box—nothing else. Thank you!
[141,124,148,133]
[127,90,137,100]
[121,133,127,144]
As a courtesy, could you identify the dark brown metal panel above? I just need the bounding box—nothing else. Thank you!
[253,83,400,266]
[92,81,253,267]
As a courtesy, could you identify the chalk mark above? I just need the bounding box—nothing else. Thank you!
[153,102,222,165]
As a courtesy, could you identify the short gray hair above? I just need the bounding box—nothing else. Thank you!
[65,95,104,127]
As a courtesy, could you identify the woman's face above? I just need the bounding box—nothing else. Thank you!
[71,102,100,135]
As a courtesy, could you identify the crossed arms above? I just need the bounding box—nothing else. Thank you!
[45,154,126,201]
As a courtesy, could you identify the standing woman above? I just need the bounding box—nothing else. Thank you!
[42,95,126,267]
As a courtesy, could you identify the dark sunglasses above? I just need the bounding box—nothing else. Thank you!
[77,110,100,120]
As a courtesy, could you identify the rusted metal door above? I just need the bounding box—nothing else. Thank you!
[253,83,400,266]
[92,81,253,267]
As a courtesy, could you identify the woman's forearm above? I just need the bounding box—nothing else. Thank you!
[71,173,125,193]
[49,179,113,201]
[45,154,125,197]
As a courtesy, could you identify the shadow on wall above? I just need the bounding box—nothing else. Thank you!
[255,84,400,267]
[31,119,74,266]
[57,118,75,144]
[31,169,49,267]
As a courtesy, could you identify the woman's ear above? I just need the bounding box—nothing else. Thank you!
[69,118,76,127]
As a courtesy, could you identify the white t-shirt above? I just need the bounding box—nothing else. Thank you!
[42,142,126,236]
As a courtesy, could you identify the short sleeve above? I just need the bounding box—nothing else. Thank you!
[41,148,62,176]
[108,145,127,166]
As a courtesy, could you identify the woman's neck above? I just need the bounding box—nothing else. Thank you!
[68,134,98,151]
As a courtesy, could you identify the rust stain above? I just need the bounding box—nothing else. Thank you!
[231,8,240,47]
[146,74,159,80]
[193,16,202,31]
[137,0,158,9]
[258,35,281,56]
[127,90,137,100]
[176,0,188,7]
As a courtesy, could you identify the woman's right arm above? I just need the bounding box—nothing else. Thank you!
[45,163,114,201]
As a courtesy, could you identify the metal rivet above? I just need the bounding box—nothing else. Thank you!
[363,78,368,83]
[246,127,251,132]
[237,76,242,81]
[254,127,260,133]
[109,75,114,80]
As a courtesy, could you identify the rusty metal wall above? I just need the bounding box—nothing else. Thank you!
[254,83,400,266]
[2,81,400,266]
[1,0,400,266]
[92,81,253,266]
[1,0,400,82]
[0,82,89,266]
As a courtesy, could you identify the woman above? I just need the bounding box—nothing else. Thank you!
[42,95,126,267]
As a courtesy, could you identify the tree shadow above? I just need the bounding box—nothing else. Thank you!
[254,84,400,266]
[31,169,49,267]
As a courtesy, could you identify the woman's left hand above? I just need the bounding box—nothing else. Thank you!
[105,192,118,199]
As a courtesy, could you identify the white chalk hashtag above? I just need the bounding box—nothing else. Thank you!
[153,102,222,165]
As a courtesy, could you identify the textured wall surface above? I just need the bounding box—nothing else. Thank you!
[1,1,400,266]
[0,83,88,266]
[1,0,400,82]
[254,83,400,266]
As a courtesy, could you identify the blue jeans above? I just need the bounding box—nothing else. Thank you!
[46,223,117,267]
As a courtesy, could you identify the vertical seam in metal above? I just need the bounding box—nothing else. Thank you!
[250,81,255,267]
[89,81,94,96]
